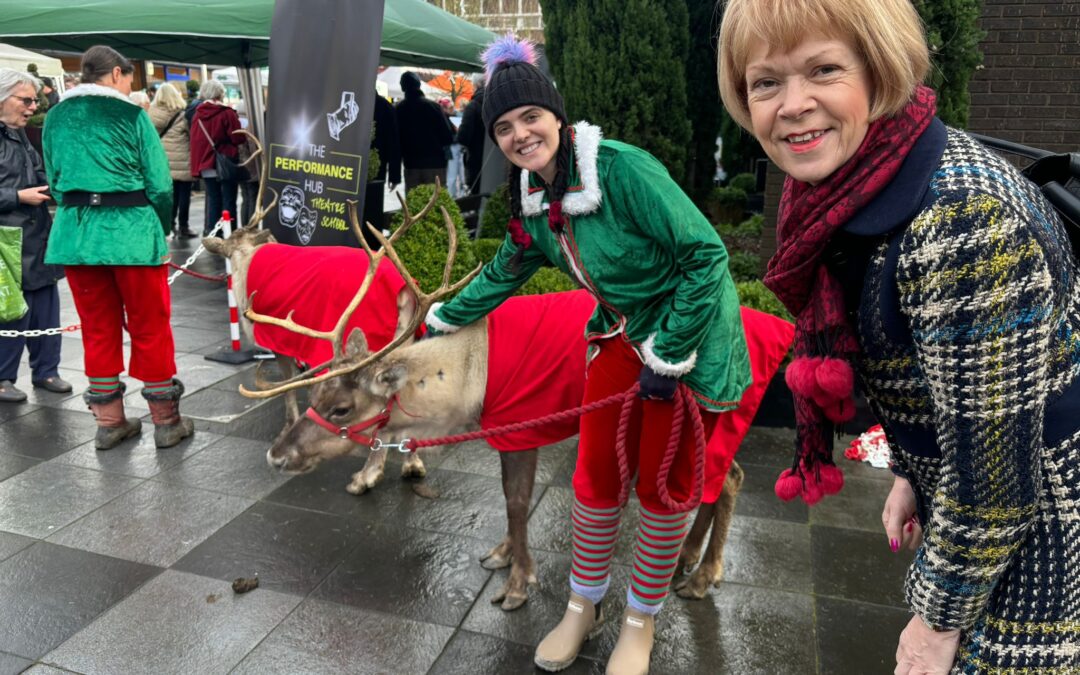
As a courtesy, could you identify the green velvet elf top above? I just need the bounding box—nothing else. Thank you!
[430,122,751,412]
[43,84,173,266]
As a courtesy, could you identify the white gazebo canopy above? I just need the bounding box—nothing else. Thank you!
[0,43,63,78]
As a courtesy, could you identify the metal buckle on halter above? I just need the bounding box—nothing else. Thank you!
[338,426,350,440]
[371,438,412,454]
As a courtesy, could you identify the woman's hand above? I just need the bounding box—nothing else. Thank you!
[637,366,678,401]
[18,186,50,206]
[894,614,961,675]
[882,475,922,552]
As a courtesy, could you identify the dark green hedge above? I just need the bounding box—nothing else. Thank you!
[388,184,478,299]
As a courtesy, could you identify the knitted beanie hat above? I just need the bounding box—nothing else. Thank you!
[400,71,422,92]
[481,35,567,140]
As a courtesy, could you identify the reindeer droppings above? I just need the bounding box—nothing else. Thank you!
[232,576,260,594]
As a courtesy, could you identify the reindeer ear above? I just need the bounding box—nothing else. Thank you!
[344,328,370,359]
[253,229,275,245]
[371,362,408,397]
[202,236,228,256]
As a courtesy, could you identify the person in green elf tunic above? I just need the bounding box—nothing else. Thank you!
[425,37,750,675]
[43,45,193,450]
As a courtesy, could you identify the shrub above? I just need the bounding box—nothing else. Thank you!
[479,183,511,239]
[389,184,478,298]
[367,147,381,183]
[728,172,758,194]
[736,280,792,323]
[516,267,578,296]
[474,237,503,265]
[715,214,764,255]
[727,251,761,283]
[706,186,746,226]
[185,79,200,99]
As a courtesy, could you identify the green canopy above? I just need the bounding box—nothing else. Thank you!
[0,0,495,71]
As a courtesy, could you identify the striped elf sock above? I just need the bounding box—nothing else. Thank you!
[88,376,121,396]
[142,379,174,396]
[569,498,622,606]
[627,505,691,615]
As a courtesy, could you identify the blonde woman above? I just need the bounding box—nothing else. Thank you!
[150,82,196,238]
[719,0,1080,671]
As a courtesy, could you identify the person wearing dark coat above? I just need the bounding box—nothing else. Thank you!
[0,68,69,402]
[372,92,401,189]
[394,71,453,192]
[189,80,241,235]
[455,85,485,195]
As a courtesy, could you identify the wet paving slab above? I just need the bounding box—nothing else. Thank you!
[0,229,916,672]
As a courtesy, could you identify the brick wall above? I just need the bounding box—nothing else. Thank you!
[428,0,545,44]
[967,0,1080,153]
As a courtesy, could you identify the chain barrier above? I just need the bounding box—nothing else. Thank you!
[0,220,229,339]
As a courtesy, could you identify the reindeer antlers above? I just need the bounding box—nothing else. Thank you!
[231,128,279,231]
[238,179,482,399]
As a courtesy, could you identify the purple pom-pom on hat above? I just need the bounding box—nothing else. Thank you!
[481,34,538,85]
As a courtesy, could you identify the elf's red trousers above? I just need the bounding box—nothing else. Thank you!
[573,336,719,514]
[65,265,177,382]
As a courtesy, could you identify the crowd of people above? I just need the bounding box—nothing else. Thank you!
[0,0,1078,671]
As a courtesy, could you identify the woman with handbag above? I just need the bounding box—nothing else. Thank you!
[149,82,196,239]
[189,79,241,235]
[43,45,193,450]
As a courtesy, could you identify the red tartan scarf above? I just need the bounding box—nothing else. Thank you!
[763,86,937,504]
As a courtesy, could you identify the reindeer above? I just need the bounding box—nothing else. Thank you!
[202,130,419,431]
[240,191,792,611]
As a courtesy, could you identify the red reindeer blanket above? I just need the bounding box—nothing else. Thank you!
[482,290,795,504]
[245,244,409,365]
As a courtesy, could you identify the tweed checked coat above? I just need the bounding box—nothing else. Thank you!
[828,118,1080,672]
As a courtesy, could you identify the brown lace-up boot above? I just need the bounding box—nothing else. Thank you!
[534,592,605,672]
[84,384,141,450]
[605,607,655,675]
[141,378,194,448]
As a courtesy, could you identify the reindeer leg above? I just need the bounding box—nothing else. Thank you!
[401,450,427,479]
[347,447,388,495]
[677,502,715,575]
[488,449,539,611]
[676,461,743,599]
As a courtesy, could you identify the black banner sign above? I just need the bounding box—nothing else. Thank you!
[267,0,384,246]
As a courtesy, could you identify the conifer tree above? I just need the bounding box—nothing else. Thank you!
[541,0,692,185]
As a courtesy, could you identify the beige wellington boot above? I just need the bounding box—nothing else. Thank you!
[605,607,655,675]
[534,592,605,672]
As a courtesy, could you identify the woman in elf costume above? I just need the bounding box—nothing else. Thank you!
[43,45,193,450]
[718,0,1080,671]
[426,36,750,674]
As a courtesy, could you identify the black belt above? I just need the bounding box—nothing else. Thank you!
[63,190,150,207]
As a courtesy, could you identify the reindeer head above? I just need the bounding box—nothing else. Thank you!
[266,329,411,473]
[202,227,276,263]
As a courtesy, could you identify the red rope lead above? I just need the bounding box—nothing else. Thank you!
[406,382,708,514]
[166,262,227,282]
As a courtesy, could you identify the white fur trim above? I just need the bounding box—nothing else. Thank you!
[521,121,603,217]
[61,83,139,105]
[425,302,462,334]
[641,333,697,377]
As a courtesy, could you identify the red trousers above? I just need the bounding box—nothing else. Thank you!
[65,265,177,382]
[573,337,719,514]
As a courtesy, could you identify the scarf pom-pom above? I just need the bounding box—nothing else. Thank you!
[801,478,825,505]
[785,356,823,399]
[823,395,857,423]
[819,464,844,495]
[815,357,854,400]
[774,469,803,501]
[481,34,538,85]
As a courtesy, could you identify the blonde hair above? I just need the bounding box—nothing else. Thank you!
[718,0,930,130]
[152,81,185,112]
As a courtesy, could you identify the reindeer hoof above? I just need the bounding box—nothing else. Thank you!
[480,551,512,570]
[490,580,532,611]
[499,593,528,611]
[401,463,427,479]
[674,565,723,600]
[346,481,369,496]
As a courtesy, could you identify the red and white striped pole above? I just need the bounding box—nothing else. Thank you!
[220,210,243,353]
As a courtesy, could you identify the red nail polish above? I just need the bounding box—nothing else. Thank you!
[906,521,913,532]
[890,539,898,552]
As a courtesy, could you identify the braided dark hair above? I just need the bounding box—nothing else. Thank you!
[505,125,574,271]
